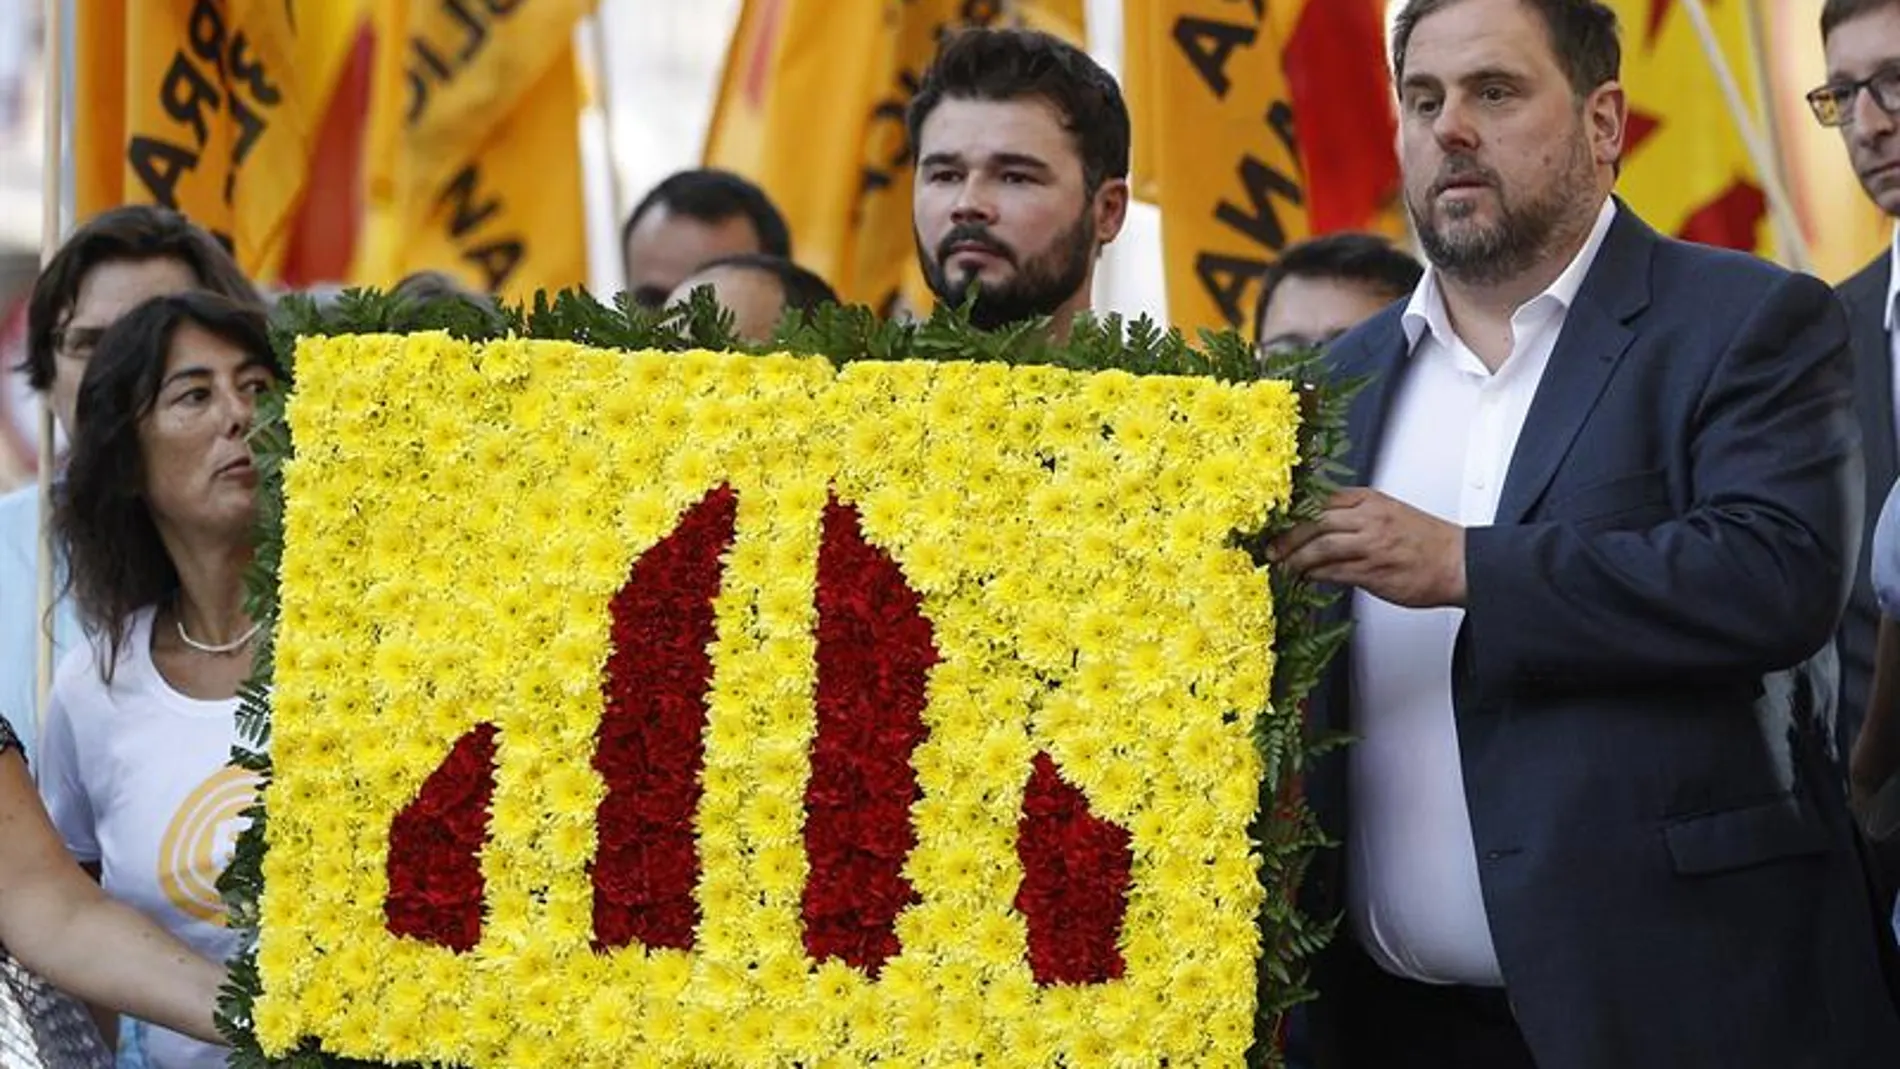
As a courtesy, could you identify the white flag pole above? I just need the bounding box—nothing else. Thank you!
[1677,0,1811,273]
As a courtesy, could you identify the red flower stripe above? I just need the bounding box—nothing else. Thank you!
[1015,751,1133,986]
[384,722,500,952]
[590,484,737,951]
[800,495,939,975]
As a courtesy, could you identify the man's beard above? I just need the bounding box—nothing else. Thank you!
[918,209,1096,331]
[1408,126,1598,287]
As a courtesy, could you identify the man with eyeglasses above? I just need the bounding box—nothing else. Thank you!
[1812,0,1900,787]
[1253,233,1423,358]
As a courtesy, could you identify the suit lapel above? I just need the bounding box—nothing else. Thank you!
[1849,259,1898,491]
[1492,207,1652,525]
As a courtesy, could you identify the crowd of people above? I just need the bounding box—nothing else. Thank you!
[5,0,1900,1066]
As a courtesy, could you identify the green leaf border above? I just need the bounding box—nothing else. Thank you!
[214,289,1355,1069]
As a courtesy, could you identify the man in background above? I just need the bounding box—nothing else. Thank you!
[906,28,1129,336]
[1254,233,1423,357]
[621,168,792,309]
[665,253,839,343]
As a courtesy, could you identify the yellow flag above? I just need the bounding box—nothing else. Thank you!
[1609,0,1772,254]
[705,0,1082,314]
[72,0,126,224]
[1123,0,1163,204]
[74,0,365,278]
[704,0,894,306]
[1015,0,1087,43]
[1130,2,1316,336]
[354,0,591,301]
[1126,0,1403,336]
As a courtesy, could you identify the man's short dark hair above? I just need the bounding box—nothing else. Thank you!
[1822,0,1900,38]
[696,253,840,314]
[1392,0,1621,98]
[620,168,792,262]
[21,205,259,391]
[1253,233,1423,343]
[906,28,1131,193]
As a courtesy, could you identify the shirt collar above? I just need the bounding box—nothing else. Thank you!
[1885,222,1900,332]
[1401,196,1619,352]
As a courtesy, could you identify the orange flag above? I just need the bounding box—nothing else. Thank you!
[74,0,368,279]
[351,0,592,300]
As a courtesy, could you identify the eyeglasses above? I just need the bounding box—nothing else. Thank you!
[1808,67,1900,127]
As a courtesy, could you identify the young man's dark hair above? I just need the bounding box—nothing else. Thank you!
[906,28,1131,194]
[695,253,840,313]
[1253,233,1423,345]
[1823,0,1899,37]
[619,169,792,266]
[1392,0,1621,98]
[21,205,259,390]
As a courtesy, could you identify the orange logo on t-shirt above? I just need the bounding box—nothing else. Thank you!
[158,765,263,925]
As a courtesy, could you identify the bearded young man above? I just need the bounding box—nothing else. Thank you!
[1271,0,1900,1066]
[905,28,1129,337]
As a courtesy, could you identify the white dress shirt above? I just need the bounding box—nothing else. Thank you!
[1884,224,1900,459]
[1348,198,1618,987]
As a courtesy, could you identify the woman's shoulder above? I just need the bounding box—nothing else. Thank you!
[50,605,159,703]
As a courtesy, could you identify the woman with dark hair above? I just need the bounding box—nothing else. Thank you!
[38,291,282,1069]
[0,713,226,1067]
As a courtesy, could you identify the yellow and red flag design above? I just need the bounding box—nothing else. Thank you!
[75,0,367,279]
[1125,0,1402,336]
[1610,0,1772,254]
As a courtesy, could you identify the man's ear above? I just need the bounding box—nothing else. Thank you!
[1588,81,1627,168]
[1093,177,1131,247]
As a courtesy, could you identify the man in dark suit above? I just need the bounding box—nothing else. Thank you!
[1274,1,1900,1066]
[1816,0,1900,811]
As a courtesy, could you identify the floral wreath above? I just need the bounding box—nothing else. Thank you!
[214,289,1353,1069]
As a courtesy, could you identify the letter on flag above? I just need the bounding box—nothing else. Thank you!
[1125,0,1402,337]
[74,0,367,278]
[352,0,592,301]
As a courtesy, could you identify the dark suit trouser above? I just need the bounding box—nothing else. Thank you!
[1333,941,1538,1069]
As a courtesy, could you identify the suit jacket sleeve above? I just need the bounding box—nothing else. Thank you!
[1461,272,1861,691]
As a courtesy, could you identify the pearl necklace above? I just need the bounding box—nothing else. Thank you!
[175,616,262,655]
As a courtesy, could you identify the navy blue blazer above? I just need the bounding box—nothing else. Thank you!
[1300,207,1900,1069]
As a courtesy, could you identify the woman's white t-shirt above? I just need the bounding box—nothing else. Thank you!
[37,605,262,1069]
